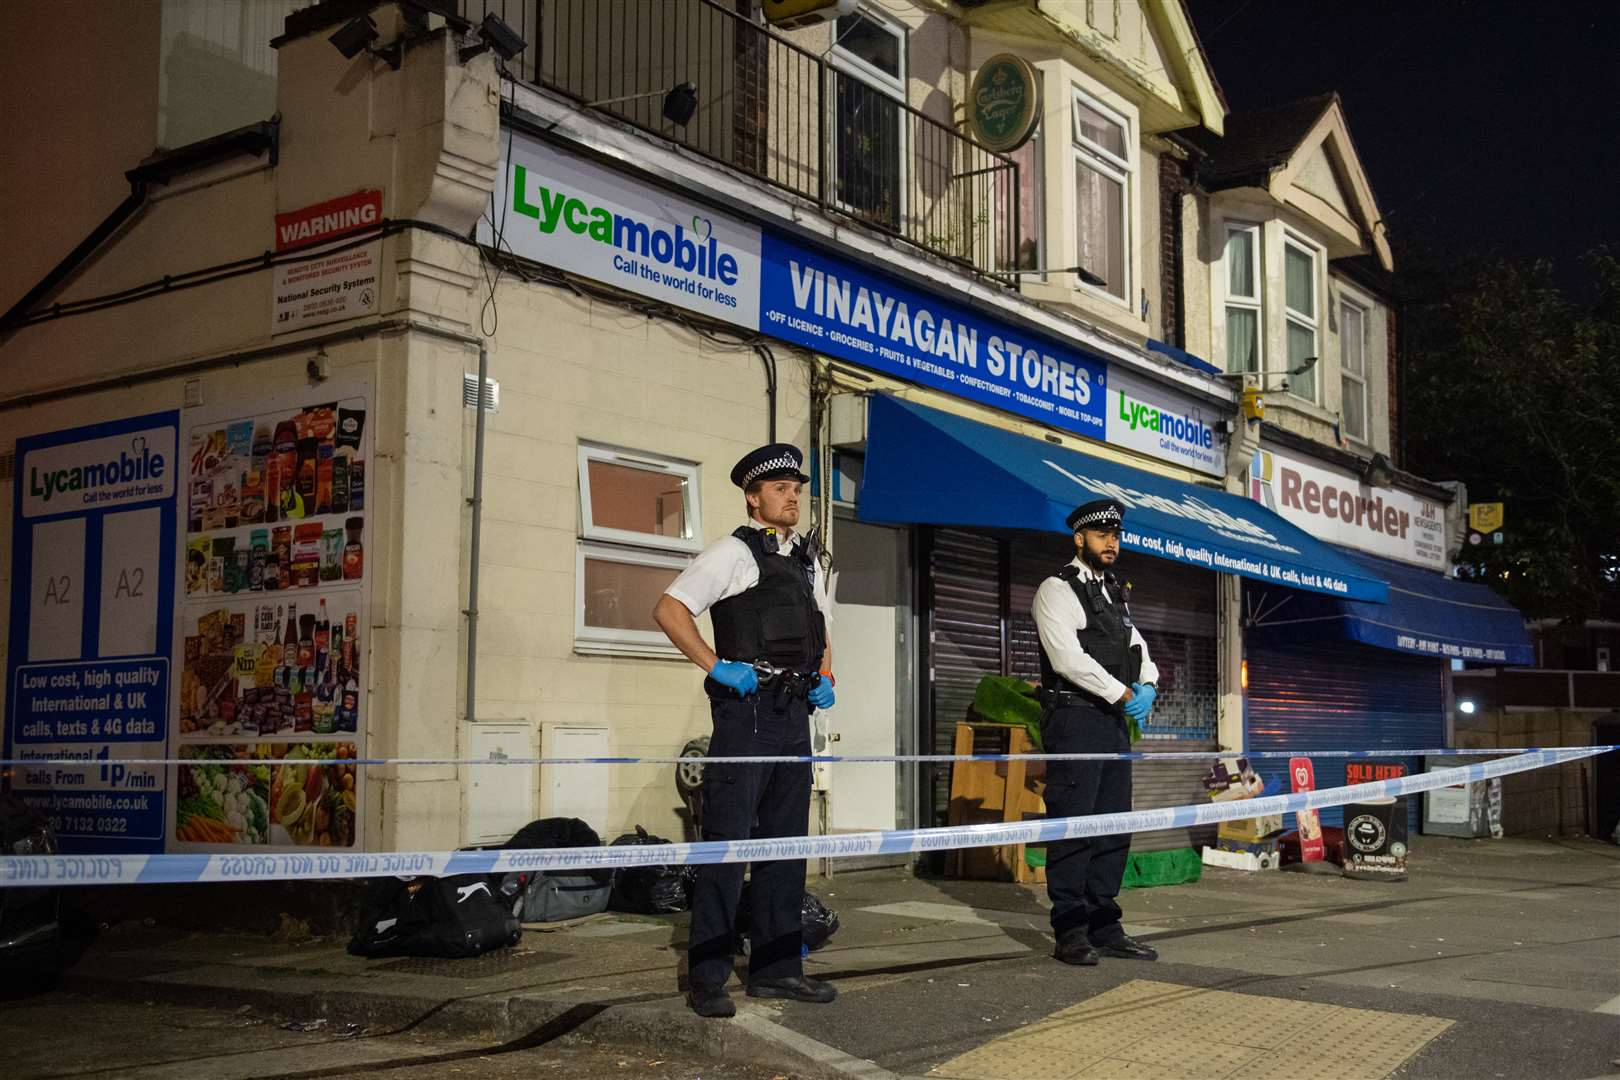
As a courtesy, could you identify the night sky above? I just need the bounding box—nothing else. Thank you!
[1183,0,1619,272]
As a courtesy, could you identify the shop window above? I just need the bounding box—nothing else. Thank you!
[1340,299,1368,443]
[1223,223,1262,374]
[1071,90,1131,303]
[576,444,701,655]
[1284,236,1320,403]
[830,9,907,232]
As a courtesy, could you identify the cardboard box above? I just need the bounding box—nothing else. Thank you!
[1218,815,1283,844]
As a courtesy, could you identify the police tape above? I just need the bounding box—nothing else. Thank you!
[3,746,1614,769]
[1,747,1606,889]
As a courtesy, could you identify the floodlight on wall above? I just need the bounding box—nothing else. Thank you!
[1217,355,1317,388]
[545,82,701,131]
[329,14,401,69]
[459,13,527,63]
[1005,265,1108,288]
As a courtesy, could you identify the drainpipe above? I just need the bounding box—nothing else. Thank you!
[465,337,490,726]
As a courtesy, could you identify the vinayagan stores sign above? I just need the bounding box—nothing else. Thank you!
[1248,446,1448,571]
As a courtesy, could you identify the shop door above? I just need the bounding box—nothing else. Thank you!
[1246,641,1443,830]
[924,529,1002,827]
[827,515,910,834]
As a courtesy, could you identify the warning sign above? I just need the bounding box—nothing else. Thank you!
[272,191,383,334]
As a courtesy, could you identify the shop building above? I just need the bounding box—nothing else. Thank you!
[1177,96,1533,827]
[3,1,1525,867]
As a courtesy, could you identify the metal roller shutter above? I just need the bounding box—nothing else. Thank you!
[1245,641,1444,831]
[926,529,1002,826]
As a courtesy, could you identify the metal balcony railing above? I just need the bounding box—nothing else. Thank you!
[465,0,1020,287]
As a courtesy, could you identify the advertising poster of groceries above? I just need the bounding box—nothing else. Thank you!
[170,383,371,851]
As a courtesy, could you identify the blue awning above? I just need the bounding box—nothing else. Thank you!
[857,395,1388,602]
[1246,548,1533,665]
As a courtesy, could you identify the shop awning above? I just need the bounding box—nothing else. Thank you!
[1246,548,1533,665]
[857,395,1388,602]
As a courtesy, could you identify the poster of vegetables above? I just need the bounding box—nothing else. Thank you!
[171,382,371,852]
[175,742,359,848]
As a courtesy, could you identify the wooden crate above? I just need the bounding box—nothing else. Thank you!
[946,722,1048,883]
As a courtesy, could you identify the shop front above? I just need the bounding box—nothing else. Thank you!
[1241,443,1533,829]
[851,395,1389,853]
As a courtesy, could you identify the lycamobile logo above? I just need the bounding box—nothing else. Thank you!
[29,439,166,503]
[1118,391,1213,449]
[510,164,739,285]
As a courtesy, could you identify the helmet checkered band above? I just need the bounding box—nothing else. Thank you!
[742,454,801,485]
[1072,506,1123,529]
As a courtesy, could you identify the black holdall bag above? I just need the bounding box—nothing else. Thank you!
[495,817,613,923]
[347,874,521,959]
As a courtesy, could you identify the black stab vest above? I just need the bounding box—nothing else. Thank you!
[1037,564,1143,708]
[709,527,827,670]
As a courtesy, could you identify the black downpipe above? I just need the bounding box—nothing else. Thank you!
[1,180,149,332]
[753,341,778,442]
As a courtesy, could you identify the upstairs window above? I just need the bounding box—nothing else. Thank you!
[1223,223,1262,374]
[1340,299,1368,443]
[1284,237,1320,403]
[1072,90,1131,303]
[830,9,907,232]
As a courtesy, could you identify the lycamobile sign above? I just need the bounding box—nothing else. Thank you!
[1104,367,1225,476]
[510,165,740,287]
[21,429,176,519]
[479,135,762,327]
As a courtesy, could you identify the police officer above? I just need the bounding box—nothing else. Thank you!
[652,443,839,1018]
[1032,498,1161,966]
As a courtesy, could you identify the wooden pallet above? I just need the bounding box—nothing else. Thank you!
[946,722,1047,883]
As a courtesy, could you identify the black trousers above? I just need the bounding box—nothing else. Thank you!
[1041,702,1132,941]
[687,691,812,989]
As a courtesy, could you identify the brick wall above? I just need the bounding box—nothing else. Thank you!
[1386,305,1400,466]
[1157,153,1191,348]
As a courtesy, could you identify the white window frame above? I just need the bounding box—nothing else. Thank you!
[1339,296,1369,444]
[828,7,908,227]
[1282,232,1321,404]
[574,541,689,657]
[577,442,703,555]
[1222,221,1263,374]
[1069,87,1133,308]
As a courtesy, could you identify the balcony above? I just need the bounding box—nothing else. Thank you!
[465,0,1022,287]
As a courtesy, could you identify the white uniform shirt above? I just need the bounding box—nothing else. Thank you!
[665,524,833,629]
[1032,557,1159,705]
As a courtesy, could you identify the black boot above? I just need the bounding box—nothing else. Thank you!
[687,984,736,1017]
[1091,930,1158,961]
[746,975,838,1003]
[1053,929,1100,966]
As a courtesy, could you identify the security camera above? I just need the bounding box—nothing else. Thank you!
[329,16,380,60]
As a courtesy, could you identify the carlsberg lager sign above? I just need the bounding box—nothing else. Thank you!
[969,54,1041,153]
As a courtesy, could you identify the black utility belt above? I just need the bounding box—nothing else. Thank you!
[1037,687,1117,712]
[705,667,820,700]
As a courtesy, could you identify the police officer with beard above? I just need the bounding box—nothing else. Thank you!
[1032,498,1161,966]
[652,443,838,1018]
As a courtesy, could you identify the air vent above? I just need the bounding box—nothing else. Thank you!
[463,373,500,412]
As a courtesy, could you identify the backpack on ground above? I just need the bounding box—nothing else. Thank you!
[496,817,613,923]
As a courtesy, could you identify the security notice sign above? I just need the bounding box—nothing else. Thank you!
[5,411,180,854]
[272,190,382,334]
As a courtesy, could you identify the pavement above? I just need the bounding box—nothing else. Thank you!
[13,834,1620,1080]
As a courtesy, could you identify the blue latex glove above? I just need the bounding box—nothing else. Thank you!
[808,675,836,710]
[710,660,759,698]
[1121,682,1156,721]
